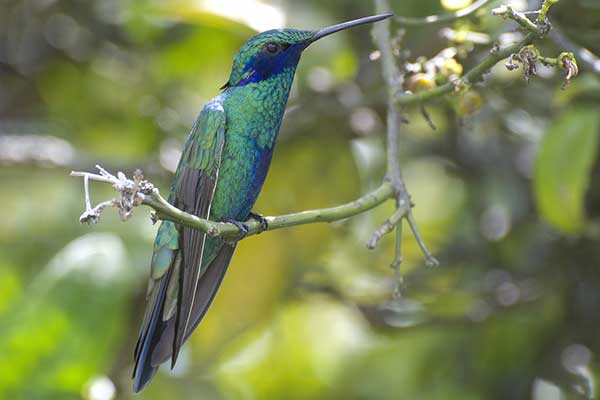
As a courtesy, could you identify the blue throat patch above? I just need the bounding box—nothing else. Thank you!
[236,43,305,87]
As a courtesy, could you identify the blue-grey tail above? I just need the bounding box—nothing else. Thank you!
[132,267,172,393]
[132,242,236,393]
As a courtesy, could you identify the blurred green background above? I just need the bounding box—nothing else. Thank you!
[1,0,600,399]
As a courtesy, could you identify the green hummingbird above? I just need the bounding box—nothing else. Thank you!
[133,12,392,392]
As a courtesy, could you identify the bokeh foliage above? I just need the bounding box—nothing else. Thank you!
[1,0,599,399]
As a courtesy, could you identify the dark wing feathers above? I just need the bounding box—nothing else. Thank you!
[171,168,215,365]
[172,103,226,364]
[133,102,226,392]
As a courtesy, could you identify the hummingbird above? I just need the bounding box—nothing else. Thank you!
[133,12,393,392]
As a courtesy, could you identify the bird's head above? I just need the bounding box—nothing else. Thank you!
[222,13,393,89]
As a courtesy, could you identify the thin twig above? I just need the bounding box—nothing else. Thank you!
[373,0,404,190]
[420,105,437,130]
[367,203,410,249]
[84,174,92,211]
[406,212,439,267]
[491,5,544,35]
[72,167,154,224]
[372,0,439,267]
[391,220,404,298]
[538,0,560,24]
[76,171,116,224]
[71,171,114,184]
[396,0,493,26]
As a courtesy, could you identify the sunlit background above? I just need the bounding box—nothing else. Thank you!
[1,0,600,399]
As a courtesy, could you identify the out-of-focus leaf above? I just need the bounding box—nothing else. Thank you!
[331,49,358,81]
[552,73,600,107]
[216,297,370,399]
[0,265,20,316]
[534,107,600,234]
[0,233,135,398]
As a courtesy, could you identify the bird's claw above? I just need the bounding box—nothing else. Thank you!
[227,219,249,240]
[249,211,269,233]
[225,212,267,240]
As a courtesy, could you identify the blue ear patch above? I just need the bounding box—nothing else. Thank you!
[236,43,305,86]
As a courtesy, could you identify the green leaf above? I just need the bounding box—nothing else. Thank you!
[552,73,600,108]
[534,107,600,234]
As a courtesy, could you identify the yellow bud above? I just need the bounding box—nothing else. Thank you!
[442,58,464,77]
[406,73,436,92]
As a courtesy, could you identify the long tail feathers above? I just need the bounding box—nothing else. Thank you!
[132,243,236,392]
[150,243,235,366]
[184,243,235,343]
[133,267,173,393]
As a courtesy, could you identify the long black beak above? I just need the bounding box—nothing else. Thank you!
[309,13,393,44]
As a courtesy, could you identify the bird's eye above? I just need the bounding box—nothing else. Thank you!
[265,43,280,54]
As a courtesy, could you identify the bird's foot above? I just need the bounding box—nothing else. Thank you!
[226,219,249,240]
[249,211,269,233]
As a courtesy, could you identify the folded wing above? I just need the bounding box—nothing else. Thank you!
[133,101,227,392]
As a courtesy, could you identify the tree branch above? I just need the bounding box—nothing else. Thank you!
[71,166,396,239]
[538,0,560,23]
[395,32,537,106]
[491,5,544,35]
[146,181,396,238]
[367,203,409,250]
[373,0,404,190]
[364,0,567,279]
[372,0,440,283]
[392,1,565,106]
